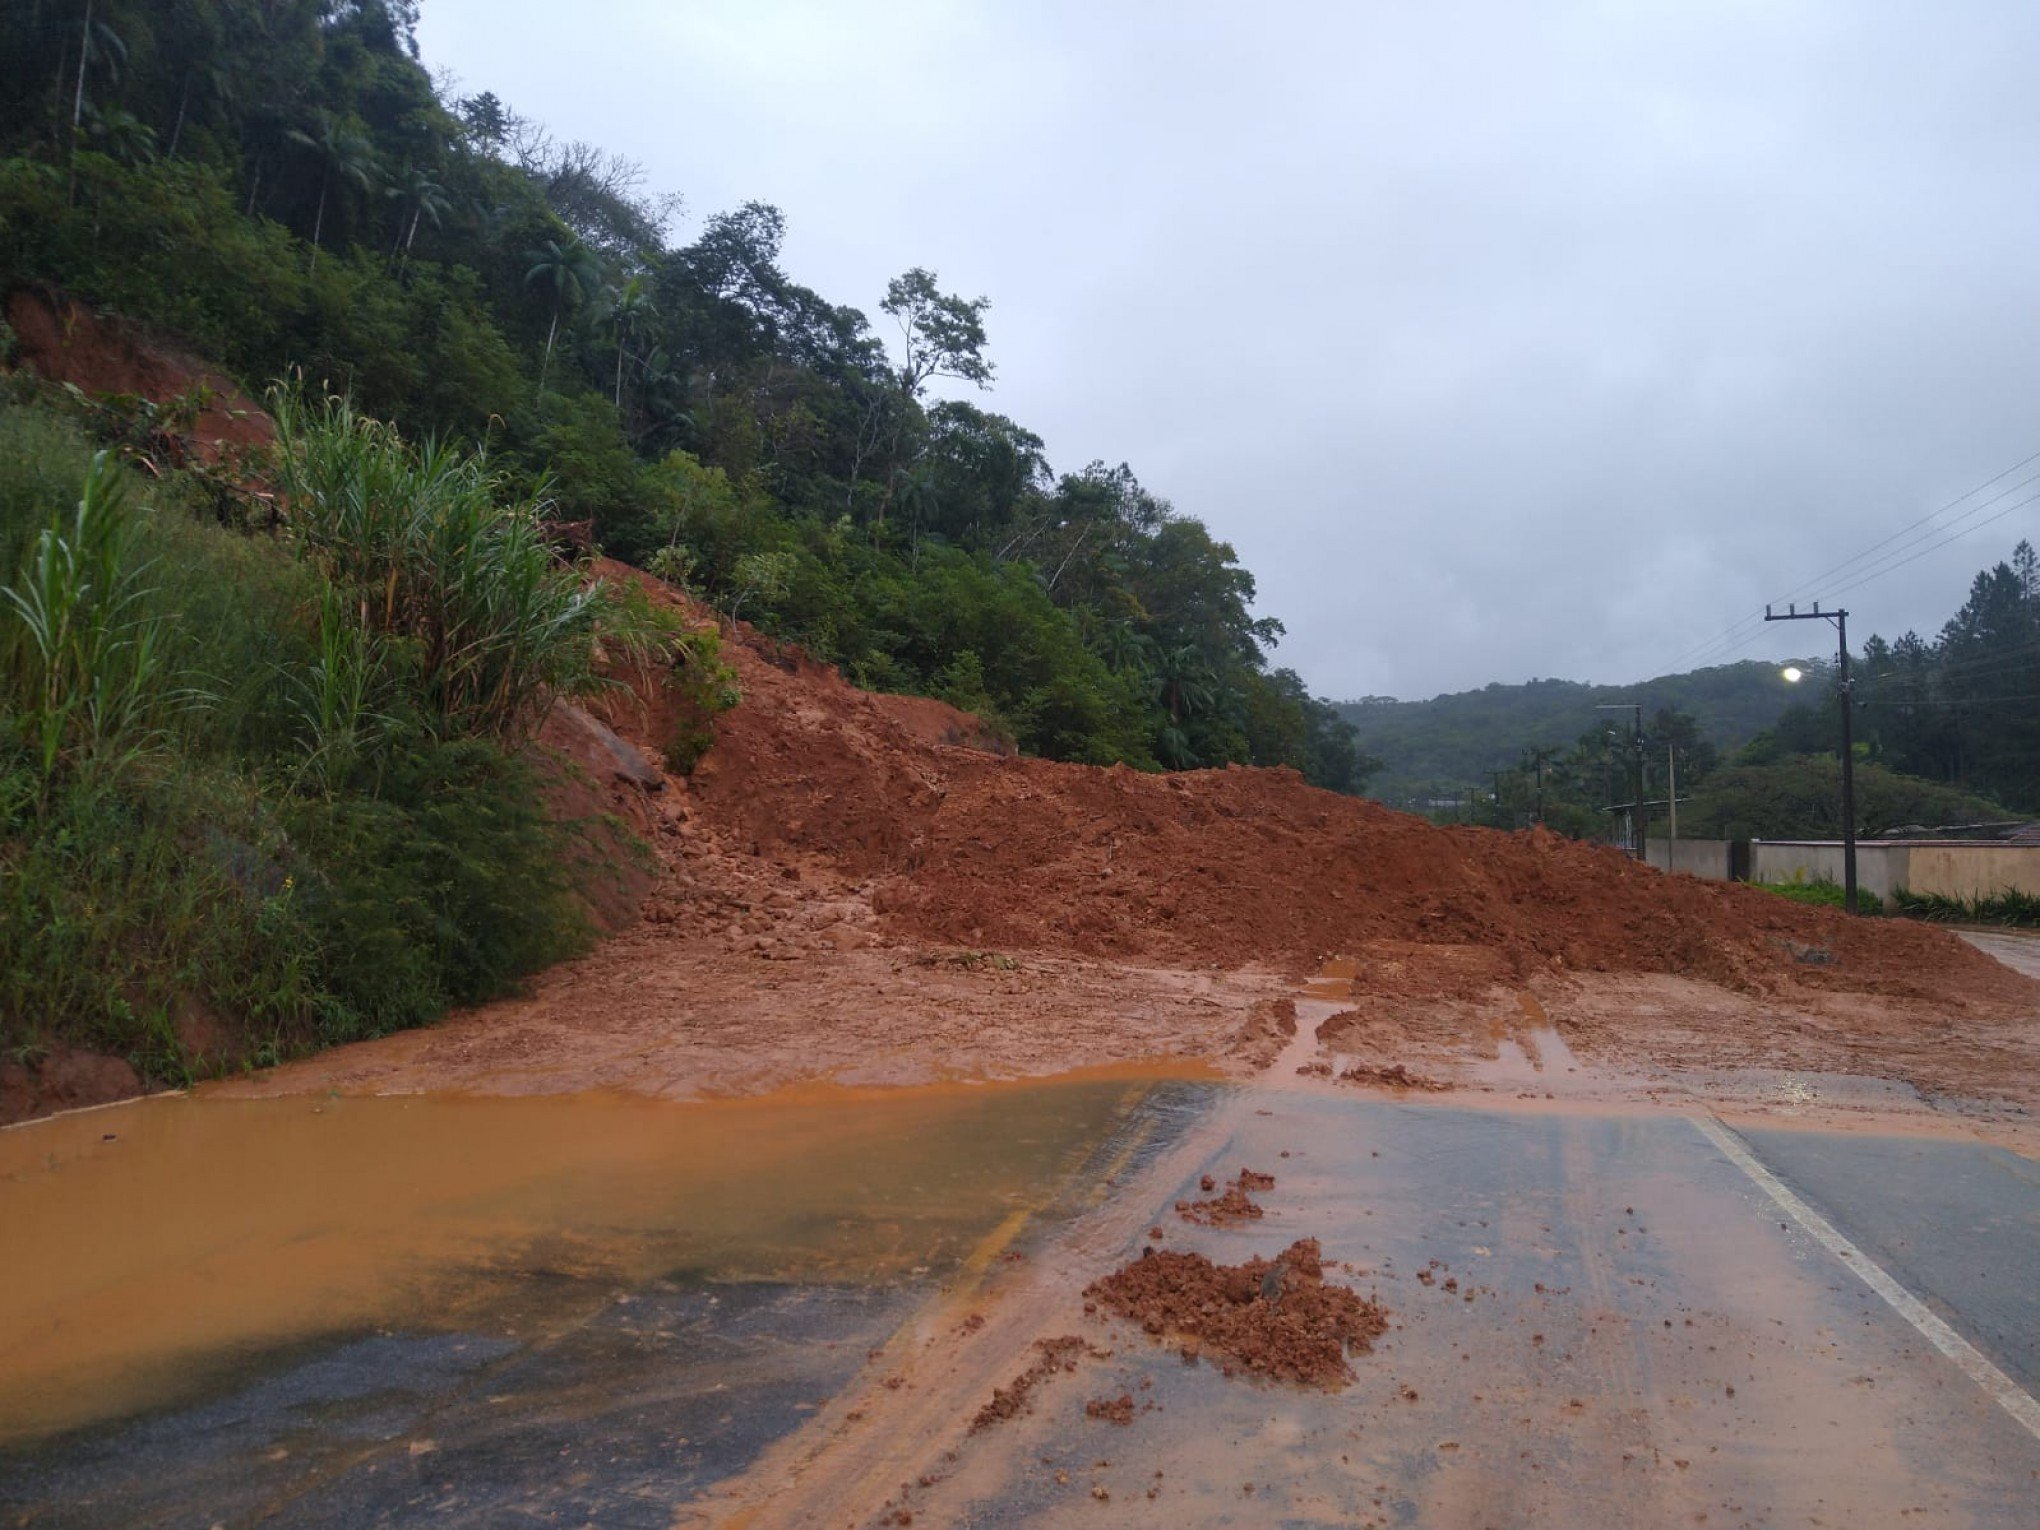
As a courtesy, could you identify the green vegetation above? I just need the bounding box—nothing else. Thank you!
[1755,876,1883,916]
[1790,546,2040,814]
[1890,888,2040,928]
[1336,661,1799,809]
[1392,538,2038,841]
[1679,757,2008,842]
[0,1,1369,792]
[0,396,665,1078]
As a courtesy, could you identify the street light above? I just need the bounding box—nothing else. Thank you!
[1780,665,1804,685]
[1765,606,1858,913]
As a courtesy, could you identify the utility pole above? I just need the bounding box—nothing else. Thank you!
[1765,602,1857,913]
[1667,745,1678,842]
[1630,704,1645,859]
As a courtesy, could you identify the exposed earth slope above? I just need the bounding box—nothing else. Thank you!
[226,563,2039,1114]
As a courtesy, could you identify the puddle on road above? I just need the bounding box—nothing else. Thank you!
[0,1066,1213,1447]
[1466,996,1587,1089]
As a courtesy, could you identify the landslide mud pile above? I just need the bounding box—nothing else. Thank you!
[613,566,2031,1010]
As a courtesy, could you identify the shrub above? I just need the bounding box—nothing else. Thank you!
[1890,888,2040,927]
[0,400,618,1080]
[285,738,590,1039]
[659,627,740,774]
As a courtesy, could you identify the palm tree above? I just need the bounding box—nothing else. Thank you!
[387,163,452,262]
[286,111,378,272]
[166,59,233,159]
[70,2,127,134]
[605,273,654,408]
[633,347,695,449]
[524,236,602,393]
[83,104,155,166]
[1097,618,1157,679]
[1152,641,1218,725]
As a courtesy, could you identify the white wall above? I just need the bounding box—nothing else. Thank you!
[1644,839,1731,879]
[1748,842,1910,903]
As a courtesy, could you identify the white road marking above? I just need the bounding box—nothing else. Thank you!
[1693,1114,2040,1443]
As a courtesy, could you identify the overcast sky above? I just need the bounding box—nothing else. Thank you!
[418,0,2040,701]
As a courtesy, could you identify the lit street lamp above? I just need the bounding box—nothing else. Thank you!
[1769,608,1859,913]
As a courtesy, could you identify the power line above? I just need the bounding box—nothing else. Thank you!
[1825,488,2040,603]
[1807,468,2040,599]
[1861,694,2040,709]
[1675,484,2040,672]
[1663,447,2040,672]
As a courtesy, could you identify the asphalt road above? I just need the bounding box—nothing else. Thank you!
[850,1094,2040,1528]
[6,1033,2038,1525]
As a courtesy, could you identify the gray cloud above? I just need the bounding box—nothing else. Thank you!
[419,0,2040,699]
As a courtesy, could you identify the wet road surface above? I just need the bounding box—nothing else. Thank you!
[0,1077,1208,1527]
[5,1017,2038,1525]
[812,1092,2040,1528]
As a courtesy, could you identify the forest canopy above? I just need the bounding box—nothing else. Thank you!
[0,0,1374,791]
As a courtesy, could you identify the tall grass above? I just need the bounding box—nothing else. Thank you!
[1,450,183,793]
[271,388,603,746]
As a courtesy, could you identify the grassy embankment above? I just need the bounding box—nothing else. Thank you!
[0,388,718,1086]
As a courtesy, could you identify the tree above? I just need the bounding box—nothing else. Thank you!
[287,110,378,271]
[70,1,127,134]
[523,235,602,392]
[83,103,154,165]
[605,272,654,409]
[0,0,1368,791]
[458,90,509,148]
[388,162,451,260]
[880,267,994,395]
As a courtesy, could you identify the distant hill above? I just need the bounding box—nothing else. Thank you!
[1335,659,1811,805]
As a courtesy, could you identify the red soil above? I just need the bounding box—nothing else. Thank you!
[1174,1168,1277,1226]
[626,563,2029,1012]
[970,1336,1088,1432]
[1085,1238,1389,1388]
[5,288,273,468]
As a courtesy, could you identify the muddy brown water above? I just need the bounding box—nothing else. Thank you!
[0,1065,1214,1448]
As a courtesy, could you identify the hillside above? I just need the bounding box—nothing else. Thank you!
[1335,660,1811,803]
[0,1,1366,794]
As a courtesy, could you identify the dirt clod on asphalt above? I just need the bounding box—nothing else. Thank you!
[1086,1238,1388,1388]
[971,1336,1088,1433]
[1175,1168,1277,1226]
[1085,1394,1135,1425]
